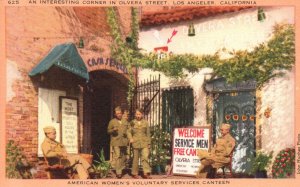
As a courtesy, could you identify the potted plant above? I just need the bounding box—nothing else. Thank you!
[150,126,171,174]
[249,151,273,178]
[272,148,295,178]
[90,149,111,179]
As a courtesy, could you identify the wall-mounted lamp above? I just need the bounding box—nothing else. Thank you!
[78,37,84,48]
[188,23,195,37]
[257,7,266,22]
[126,36,133,43]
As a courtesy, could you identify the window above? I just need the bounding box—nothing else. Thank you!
[162,87,194,133]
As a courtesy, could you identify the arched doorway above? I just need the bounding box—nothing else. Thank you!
[83,70,129,160]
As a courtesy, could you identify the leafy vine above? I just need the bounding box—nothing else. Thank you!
[138,23,295,88]
[106,7,295,104]
[106,7,141,104]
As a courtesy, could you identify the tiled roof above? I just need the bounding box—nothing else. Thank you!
[141,6,254,27]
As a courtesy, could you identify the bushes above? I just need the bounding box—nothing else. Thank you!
[6,140,32,179]
[150,126,171,170]
[249,151,273,177]
[272,148,295,178]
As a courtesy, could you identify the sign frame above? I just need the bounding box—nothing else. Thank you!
[172,126,212,176]
[59,96,79,154]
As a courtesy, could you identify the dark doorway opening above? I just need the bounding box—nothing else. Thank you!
[90,86,112,160]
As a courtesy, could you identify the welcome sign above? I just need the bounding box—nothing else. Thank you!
[172,127,211,176]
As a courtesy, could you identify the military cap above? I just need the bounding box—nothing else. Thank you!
[135,108,144,114]
[43,126,56,133]
[114,106,122,112]
[220,123,231,130]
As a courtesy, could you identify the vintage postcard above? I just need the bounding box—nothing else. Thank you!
[0,0,299,187]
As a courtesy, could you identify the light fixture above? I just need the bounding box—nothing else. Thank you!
[78,37,84,48]
[126,36,133,43]
[257,7,266,22]
[188,23,195,36]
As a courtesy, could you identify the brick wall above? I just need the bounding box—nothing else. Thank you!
[6,6,132,179]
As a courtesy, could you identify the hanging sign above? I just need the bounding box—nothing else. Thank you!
[154,46,168,60]
[60,97,79,154]
[172,127,211,176]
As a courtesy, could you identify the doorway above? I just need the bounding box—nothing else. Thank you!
[213,91,256,173]
[90,86,112,160]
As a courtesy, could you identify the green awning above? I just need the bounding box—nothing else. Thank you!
[29,43,89,80]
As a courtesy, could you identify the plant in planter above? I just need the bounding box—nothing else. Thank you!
[272,148,295,178]
[6,140,33,179]
[150,126,171,174]
[90,149,111,179]
[249,151,273,178]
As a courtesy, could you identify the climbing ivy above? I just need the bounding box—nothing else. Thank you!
[138,23,295,88]
[106,7,140,104]
[106,7,295,103]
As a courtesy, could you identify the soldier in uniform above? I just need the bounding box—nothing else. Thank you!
[41,126,91,179]
[122,110,131,163]
[107,107,129,179]
[196,123,236,178]
[127,109,152,179]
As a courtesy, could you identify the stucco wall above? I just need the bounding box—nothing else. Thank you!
[138,6,295,152]
[260,69,295,152]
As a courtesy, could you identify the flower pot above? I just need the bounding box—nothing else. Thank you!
[255,170,268,178]
[156,165,161,174]
[89,172,101,179]
[80,154,93,165]
[152,165,161,174]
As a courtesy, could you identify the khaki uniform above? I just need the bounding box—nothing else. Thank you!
[127,119,151,175]
[41,137,91,179]
[107,118,129,175]
[196,133,235,178]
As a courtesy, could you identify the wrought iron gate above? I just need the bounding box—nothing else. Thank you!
[131,75,161,129]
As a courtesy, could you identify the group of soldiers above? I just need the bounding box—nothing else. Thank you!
[107,107,152,179]
[41,106,235,179]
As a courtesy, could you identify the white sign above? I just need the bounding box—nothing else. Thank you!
[61,97,78,154]
[38,88,65,157]
[172,127,211,176]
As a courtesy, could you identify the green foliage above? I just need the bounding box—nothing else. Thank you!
[150,126,171,167]
[138,23,295,88]
[272,148,295,178]
[92,149,111,178]
[249,151,273,174]
[106,7,141,104]
[6,140,32,179]
[107,8,294,100]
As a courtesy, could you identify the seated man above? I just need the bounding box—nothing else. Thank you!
[196,123,236,178]
[41,126,91,179]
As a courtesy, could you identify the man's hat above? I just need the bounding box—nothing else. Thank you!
[135,108,144,114]
[114,106,122,112]
[43,126,56,133]
[220,123,231,130]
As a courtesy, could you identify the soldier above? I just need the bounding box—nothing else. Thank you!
[41,126,91,179]
[122,110,131,162]
[196,123,236,178]
[127,109,152,179]
[107,107,129,179]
